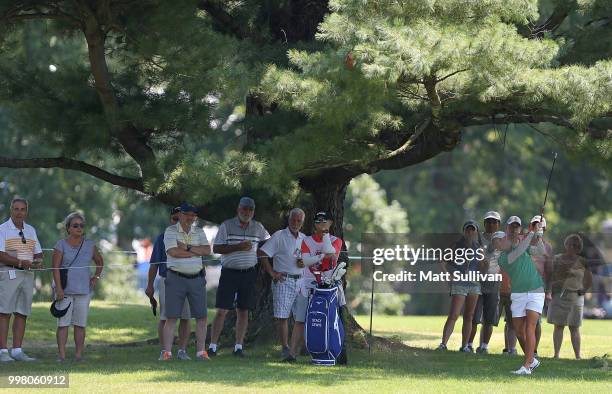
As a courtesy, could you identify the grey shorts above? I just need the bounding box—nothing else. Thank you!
[159,276,191,320]
[473,282,501,326]
[164,270,207,319]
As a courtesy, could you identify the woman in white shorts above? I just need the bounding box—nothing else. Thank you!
[52,212,104,362]
[498,219,545,375]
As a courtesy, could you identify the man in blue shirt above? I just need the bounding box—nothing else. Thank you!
[145,207,192,360]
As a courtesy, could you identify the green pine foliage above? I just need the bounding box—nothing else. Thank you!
[0,0,609,215]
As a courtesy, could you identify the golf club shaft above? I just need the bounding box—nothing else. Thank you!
[541,152,558,217]
[369,262,375,354]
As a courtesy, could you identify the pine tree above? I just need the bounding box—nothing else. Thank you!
[0,0,610,342]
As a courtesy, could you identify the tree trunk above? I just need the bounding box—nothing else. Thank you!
[215,172,367,349]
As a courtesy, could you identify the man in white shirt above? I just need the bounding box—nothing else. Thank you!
[258,208,305,362]
[0,197,43,362]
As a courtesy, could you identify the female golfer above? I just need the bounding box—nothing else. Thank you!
[498,216,545,375]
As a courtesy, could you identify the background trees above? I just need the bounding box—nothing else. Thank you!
[0,1,610,316]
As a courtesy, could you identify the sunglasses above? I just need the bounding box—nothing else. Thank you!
[18,230,26,244]
[71,223,85,228]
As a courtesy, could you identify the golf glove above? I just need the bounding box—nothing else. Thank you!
[332,262,347,282]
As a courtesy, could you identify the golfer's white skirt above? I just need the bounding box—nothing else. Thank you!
[510,290,544,318]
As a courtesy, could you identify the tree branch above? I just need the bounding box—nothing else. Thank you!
[0,2,81,26]
[463,113,610,139]
[521,4,572,39]
[197,0,258,41]
[436,68,469,83]
[76,0,157,178]
[0,156,144,191]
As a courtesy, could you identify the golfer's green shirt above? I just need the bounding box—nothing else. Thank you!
[499,245,543,293]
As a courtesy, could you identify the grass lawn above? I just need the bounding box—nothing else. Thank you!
[0,301,610,393]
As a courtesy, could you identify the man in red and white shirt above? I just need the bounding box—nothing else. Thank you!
[290,211,345,359]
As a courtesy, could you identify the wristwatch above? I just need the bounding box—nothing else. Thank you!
[94,275,101,279]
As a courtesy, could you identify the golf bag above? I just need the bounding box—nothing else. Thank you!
[305,286,345,366]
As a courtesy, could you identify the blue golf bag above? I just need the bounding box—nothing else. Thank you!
[305,286,345,366]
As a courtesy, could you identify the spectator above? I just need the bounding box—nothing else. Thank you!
[0,197,43,362]
[471,211,502,354]
[208,197,270,357]
[52,212,104,362]
[438,220,482,352]
[547,234,592,359]
[258,208,306,362]
[145,207,192,360]
[161,203,211,361]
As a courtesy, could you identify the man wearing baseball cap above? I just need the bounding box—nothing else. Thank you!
[161,203,211,361]
[209,197,270,357]
[528,215,552,357]
[471,211,502,354]
[145,207,192,360]
[294,211,347,364]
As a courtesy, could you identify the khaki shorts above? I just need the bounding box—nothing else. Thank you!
[159,276,191,320]
[547,292,584,327]
[57,294,91,327]
[0,267,34,316]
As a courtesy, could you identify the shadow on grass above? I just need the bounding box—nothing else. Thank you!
[6,303,609,387]
[2,342,609,388]
[372,330,438,342]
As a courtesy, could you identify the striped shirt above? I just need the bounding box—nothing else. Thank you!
[164,223,209,274]
[0,218,42,266]
[214,217,270,269]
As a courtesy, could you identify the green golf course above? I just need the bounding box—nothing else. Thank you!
[1,301,610,393]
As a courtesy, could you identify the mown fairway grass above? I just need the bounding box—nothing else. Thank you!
[0,301,610,393]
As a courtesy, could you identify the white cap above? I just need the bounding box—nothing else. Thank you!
[484,211,501,221]
[492,231,506,240]
[506,216,522,226]
[530,215,547,228]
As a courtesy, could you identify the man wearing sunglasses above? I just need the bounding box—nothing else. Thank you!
[0,197,43,362]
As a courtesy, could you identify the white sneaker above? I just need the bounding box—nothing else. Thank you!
[0,351,14,362]
[11,350,36,362]
[512,366,531,375]
[529,358,540,371]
